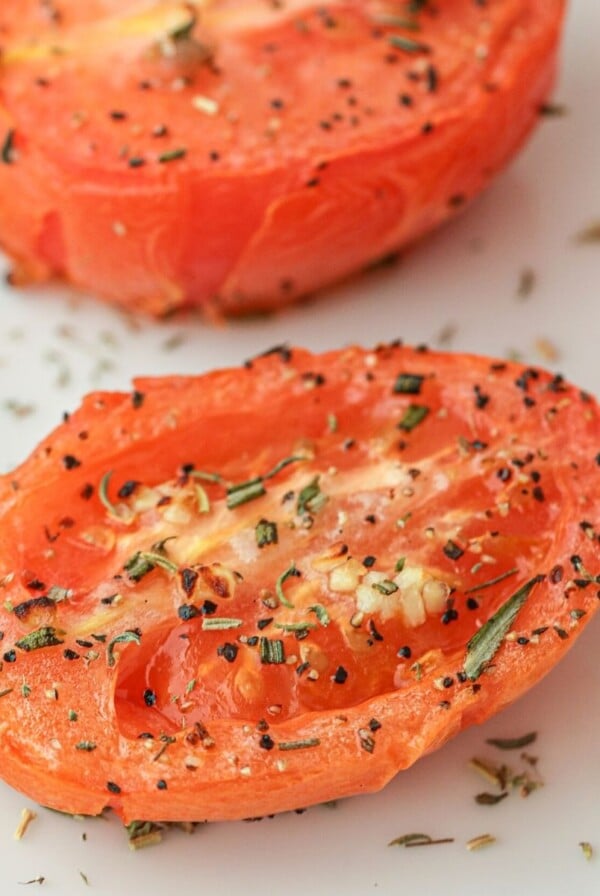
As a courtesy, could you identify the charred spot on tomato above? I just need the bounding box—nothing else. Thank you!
[180,568,199,596]
[13,596,55,620]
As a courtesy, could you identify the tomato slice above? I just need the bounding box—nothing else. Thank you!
[0,0,565,315]
[0,344,598,823]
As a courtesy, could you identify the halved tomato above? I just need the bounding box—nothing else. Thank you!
[0,344,598,823]
[0,0,566,315]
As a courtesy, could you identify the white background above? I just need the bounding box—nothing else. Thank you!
[0,1,599,892]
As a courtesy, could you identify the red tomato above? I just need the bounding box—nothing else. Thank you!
[0,344,597,823]
[0,0,565,315]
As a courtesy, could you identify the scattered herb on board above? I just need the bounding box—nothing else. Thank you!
[486,732,537,750]
[574,221,600,244]
[466,833,496,851]
[14,808,37,839]
[579,842,594,861]
[388,832,455,848]
[516,267,536,300]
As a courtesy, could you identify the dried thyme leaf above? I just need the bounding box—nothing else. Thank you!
[579,841,593,861]
[16,626,64,652]
[107,630,141,667]
[463,575,544,680]
[486,732,537,751]
[575,221,600,244]
[389,832,454,848]
[475,791,508,805]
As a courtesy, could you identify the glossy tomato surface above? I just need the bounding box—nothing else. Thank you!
[0,344,598,823]
[0,0,565,315]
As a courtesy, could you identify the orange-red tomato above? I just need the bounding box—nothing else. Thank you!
[0,344,598,823]
[0,0,566,316]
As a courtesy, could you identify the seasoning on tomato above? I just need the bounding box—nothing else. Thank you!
[0,0,566,316]
[0,343,598,823]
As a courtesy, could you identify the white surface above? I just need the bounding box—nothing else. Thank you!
[1,1,600,892]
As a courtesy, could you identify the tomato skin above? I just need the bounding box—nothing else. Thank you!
[0,344,598,823]
[0,0,565,316]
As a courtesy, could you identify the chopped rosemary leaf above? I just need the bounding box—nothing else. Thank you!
[158,147,187,163]
[398,404,429,432]
[189,470,223,484]
[278,738,321,751]
[124,550,178,581]
[463,575,544,680]
[259,637,285,664]
[226,479,266,508]
[256,519,278,548]
[276,563,300,608]
[389,833,454,848]
[308,604,330,626]
[388,34,430,53]
[297,476,327,515]
[373,580,398,595]
[466,834,496,851]
[486,732,537,751]
[194,484,210,514]
[201,617,243,630]
[274,622,317,633]
[107,630,141,667]
[463,567,518,594]
[393,373,424,395]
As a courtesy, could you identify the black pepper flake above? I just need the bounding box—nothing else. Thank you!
[201,599,218,615]
[393,373,424,395]
[425,63,439,92]
[131,390,145,409]
[259,734,275,751]
[442,676,454,688]
[107,781,122,794]
[178,603,200,621]
[497,467,512,482]
[397,645,412,659]
[80,483,94,500]
[257,617,273,630]
[117,480,138,498]
[441,608,459,624]
[26,579,45,591]
[62,454,81,470]
[550,565,563,584]
[466,597,479,610]
[296,661,310,676]
[143,688,157,707]
[217,642,239,663]
[474,385,490,409]
[3,650,16,663]
[128,156,146,168]
[443,540,464,561]
[63,648,80,660]
[517,637,529,645]
[532,486,545,502]
[1,129,16,165]
[363,555,376,568]
[364,514,377,524]
[156,779,168,790]
[368,619,384,642]
[369,718,382,732]
[332,665,348,684]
